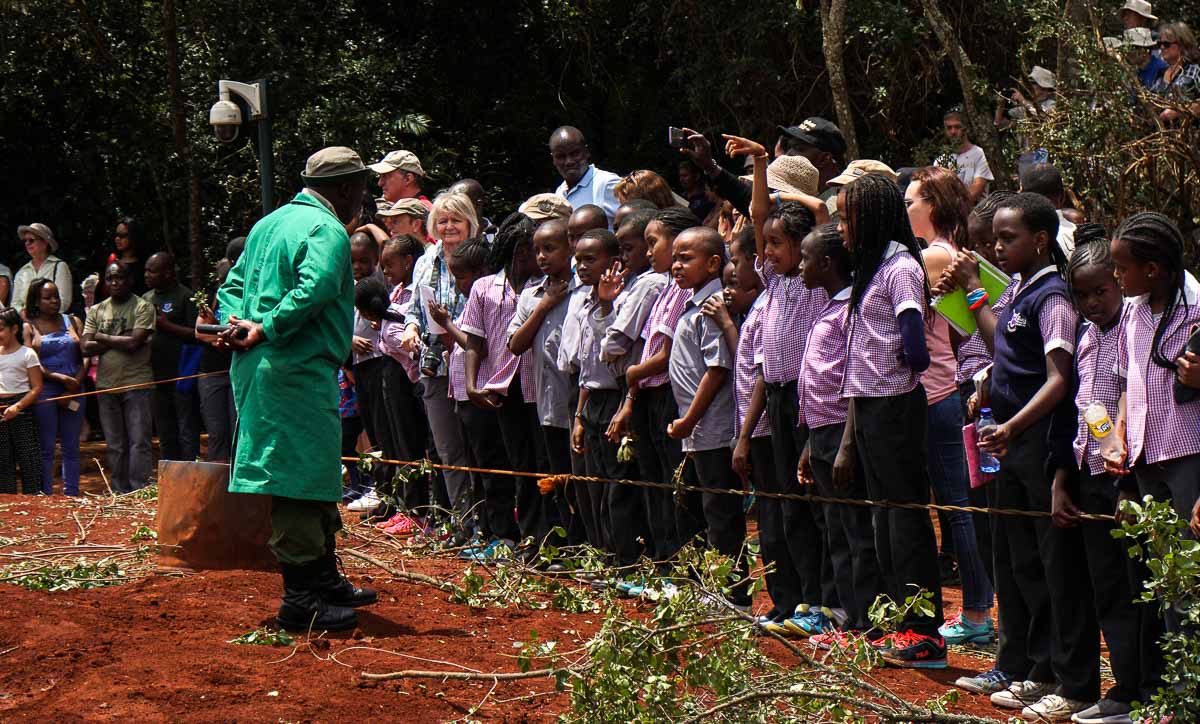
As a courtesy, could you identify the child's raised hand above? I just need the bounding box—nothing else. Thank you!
[597,260,624,305]
[701,295,734,332]
[720,134,766,160]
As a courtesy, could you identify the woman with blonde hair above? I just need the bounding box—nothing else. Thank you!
[614,170,684,210]
[1151,21,1200,122]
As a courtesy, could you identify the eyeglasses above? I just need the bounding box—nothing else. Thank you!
[1159,40,1177,48]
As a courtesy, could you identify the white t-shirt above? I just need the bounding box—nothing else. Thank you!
[0,346,41,396]
[939,144,994,188]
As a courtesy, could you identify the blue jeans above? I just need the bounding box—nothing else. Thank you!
[34,395,85,495]
[97,389,154,493]
[927,391,993,611]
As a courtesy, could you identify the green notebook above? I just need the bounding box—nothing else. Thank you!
[930,253,1011,336]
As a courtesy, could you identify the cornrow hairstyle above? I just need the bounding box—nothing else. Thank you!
[1065,236,1114,305]
[766,200,817,246]
[382,233,424,262]
[730,224,757,262]
[996,192,1068,279]
[488,211,536,274]
[650,207,701,237]
[617,208,656,236]
[843,174,930,312]
[971,190,1018,228]
[355,277,404,323]
[579,228,621,259]
[1072,222,1107,248]
[813,223,852,278]
[450,236,492,275]
[1114,212,1189,370]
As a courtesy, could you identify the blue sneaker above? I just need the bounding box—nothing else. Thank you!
[953,667,1015,695]
[938,610,995,645]
[785,607,836,638]
[457,535,486,559]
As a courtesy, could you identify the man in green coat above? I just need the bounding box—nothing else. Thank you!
[209,146,376,631]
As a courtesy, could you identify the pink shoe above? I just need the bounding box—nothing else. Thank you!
[809,630,860,651]
[383,515,419,537]
[375,512,407,529]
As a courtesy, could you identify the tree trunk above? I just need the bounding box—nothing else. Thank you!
[818,0,859,160]
[162,0,204,289]
[919,0,1006,181]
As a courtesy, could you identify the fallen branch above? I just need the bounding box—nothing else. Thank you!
[340,548,463,595]
[361,666,566,682]
[683,687,999,724]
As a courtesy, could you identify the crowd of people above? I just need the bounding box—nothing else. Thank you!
[2,5,1197,721]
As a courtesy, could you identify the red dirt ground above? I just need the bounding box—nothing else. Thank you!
[0,452,1013,721]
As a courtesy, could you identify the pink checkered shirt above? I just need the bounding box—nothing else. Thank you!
[799,288,852,428]
[459,271,535,402]
[1074,317,1124,474]
[637,280,690,390]
[842,243,927,398]
[735,294,770,440]
[756,259,829,383]
[955,280,1016,385]
[448,308,469,402]
[1116,272,1200,466]
[379,284,420,383]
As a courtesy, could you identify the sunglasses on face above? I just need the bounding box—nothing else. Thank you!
[1159,40,1177,48]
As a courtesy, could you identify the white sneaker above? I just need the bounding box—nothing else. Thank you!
[1021,693,1091,721]
[991,680,1057,709]
[346,488,380,512]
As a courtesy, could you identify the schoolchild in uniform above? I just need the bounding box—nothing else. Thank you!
[940,193,1096,717]
[795,223,887,646]
[836,173,943,668]
[1048,232,1163,724]
[667,226,751,611]
[729,134,828,633]
[614,208,704,559]
[1108,212,1200,631]
[509,219,581,544]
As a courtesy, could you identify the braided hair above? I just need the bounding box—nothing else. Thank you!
[1114,212,1189,369]
[650,207,701,237]
[450,236,491,275]
[971,191,1018,228]
[843,174,929,312]
[767,201,817,246]
[487,211,536,276]
[354,276,404,323]
[1065,233,1113,305]
[813,223,852,280]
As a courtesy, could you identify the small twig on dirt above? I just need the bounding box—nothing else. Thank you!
[361,666,569,682]
[0,645,20,657]
[341,549,463,596]
[330,645,483,674]
[92,457,115,500]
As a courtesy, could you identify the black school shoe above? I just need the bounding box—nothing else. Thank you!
[276,561,358,632]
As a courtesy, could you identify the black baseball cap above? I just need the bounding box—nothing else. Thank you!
[777,117,847,156]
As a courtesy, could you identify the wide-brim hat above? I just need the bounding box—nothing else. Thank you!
[301,146,367,184]
[1118,0,1157,22]
[1029,66,1057,90]
[828,159,899,187]
[766,155,819,197]
[17,222,57,252]
[378,197,429,218]
[1123,27,1157,48]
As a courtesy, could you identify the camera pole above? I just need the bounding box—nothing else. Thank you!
[255,78,274,216]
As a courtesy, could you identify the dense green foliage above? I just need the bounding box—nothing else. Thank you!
[1,0,1196,286]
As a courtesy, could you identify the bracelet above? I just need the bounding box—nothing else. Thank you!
[771,192,782,205]
[968,292,990,311]
[574,412,583,419]
[625,393,636,402]
[965,288,987,306]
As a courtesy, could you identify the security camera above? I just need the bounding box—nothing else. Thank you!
[209,99,242,143]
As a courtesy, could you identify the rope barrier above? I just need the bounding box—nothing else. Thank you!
[342,454,1117,522]
[0,371,228,412]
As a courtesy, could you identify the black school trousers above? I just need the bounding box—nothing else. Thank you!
[537,424,579,545]
[765,380,830,611]
[381,358,429,511]
[684,447,751,606]
[354,356,394,486]
[457,401,519,542]
[583,387,646,566]
[495,375,549,546]
[852,386,943,638]
[1079,469,1164,703]
[993,417,1098,700]
[809,422,886,631]
[632,384,688,560]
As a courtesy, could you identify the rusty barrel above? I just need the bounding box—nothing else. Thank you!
[154,460,277,572]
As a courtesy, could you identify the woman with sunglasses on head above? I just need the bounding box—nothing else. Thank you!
[1150,22,1200,123]
[100,217,149,300]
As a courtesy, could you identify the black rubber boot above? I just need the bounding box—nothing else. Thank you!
[276,561,358,632]
[316,551,378,608]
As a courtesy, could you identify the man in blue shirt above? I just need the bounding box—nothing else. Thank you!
[1125,27,1168,88]
[550,126,620,225]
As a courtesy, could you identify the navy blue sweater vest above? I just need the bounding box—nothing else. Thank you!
[990,269,1070,424]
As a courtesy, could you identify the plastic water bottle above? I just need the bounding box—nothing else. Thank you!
[1083,401,1123,464]
[977,408,1001,474]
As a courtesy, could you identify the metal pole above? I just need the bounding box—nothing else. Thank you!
[255,78,273,216]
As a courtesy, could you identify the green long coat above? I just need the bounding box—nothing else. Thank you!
[217,192,353,502]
